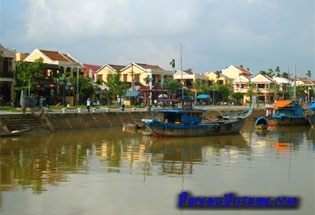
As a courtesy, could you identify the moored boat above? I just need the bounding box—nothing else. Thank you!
[142,99,253,138]
[255,117,268,130]
[266,100,309,126]
[305,100,315,128]
[0,128,30,137]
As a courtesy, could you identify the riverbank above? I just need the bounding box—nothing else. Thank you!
[0,105,266,133]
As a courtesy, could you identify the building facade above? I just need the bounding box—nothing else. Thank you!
[0,44,16,105]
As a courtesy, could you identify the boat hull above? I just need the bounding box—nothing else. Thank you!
[306,113,315,128]
[268,117,309,126]
[145,118,246,137]
[0,128,30,137]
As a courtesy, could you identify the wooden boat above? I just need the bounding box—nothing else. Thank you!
[0,128,30,137]
[255,117,268,130]
[142,99,253,138]
[266,100,309,126]
[305,100,315,128]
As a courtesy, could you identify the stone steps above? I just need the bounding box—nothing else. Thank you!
[0,114,46,132]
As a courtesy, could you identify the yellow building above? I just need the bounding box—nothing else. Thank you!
[24,49,82,76]
[120,62,173,89]
[222,65,253,79]
[174,70,208,88]
[21,49,83,106]
[95,64,126,84]
[204,72,233,86]
[250,74,275,102]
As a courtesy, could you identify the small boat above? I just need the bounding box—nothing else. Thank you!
[142,99,253,138]
[255,117,268,130]
[266,100,309,126]
[305,100,315,128]
[0,128,30,137]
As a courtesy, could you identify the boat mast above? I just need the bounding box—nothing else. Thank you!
[293,64,297,100]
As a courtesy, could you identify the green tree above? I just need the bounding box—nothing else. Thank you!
[16,58,45,95]
[70,75,94,102]
[216,84,230,102]
[231,92,243,104]
[104,72,128,101]
[259,70,267,76]
[164,77,180,98]
[282,72,290,79]
[267,68,274,77]
[273,83,281,100]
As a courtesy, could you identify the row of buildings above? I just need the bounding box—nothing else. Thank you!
[1,44,314,106]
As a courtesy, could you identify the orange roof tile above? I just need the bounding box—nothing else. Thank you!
[40,50,69,62]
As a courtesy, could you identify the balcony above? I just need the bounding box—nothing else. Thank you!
[0,71,14,78]
[234,87,249,93]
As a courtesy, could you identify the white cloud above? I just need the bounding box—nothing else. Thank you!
[4,0,312,75]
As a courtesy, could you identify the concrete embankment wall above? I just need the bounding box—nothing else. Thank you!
[40,109,265,132]
[1,108,266,133]
[40,111,153,132]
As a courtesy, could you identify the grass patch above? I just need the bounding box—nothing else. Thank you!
[0,106,21,112]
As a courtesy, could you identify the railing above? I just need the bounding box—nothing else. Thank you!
[0,71,14,78]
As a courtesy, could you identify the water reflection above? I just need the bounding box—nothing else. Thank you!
[1,126,313,194]
[146,135,250,175]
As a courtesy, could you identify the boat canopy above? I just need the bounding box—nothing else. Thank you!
[255,117,268,126]
[269,100,292,108]
[309,101,315,109]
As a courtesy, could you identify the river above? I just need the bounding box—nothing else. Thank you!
[0,123,314,215]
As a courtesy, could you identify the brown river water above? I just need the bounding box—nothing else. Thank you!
[0,122,314,215]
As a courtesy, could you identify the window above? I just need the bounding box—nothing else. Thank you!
[135,74,140,82]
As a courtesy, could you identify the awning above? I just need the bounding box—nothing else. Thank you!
[309,101,315,109]
[269,100,292,108]
[196,94,210,99]
[124,92,140,98]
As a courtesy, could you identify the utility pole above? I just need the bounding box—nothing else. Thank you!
[180,43,184,99]
[293,64,297,101]
[131,64,135,92]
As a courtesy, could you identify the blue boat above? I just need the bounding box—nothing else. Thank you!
[305,100,315,128]
[142,99,253,137]
[255,117,268,130]
[266,100,309,126]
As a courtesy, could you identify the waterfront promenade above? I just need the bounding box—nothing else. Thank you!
[0,104,265,115]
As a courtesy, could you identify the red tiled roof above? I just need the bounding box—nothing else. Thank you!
[108,64,126,71]
[83,64,102,71]
[235,66,253,75]
[40,50,70,62]
[136,63,165,71]
[262,74,274,82]
[62,53,77,63]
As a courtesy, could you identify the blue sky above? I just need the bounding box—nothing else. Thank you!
[0,0,314,77]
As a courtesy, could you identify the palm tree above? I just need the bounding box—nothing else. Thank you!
[267,68,274,78]
[275,66,280,77]
[214,70,221,79]
[170,59,175,73]
[306,70,311,79]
